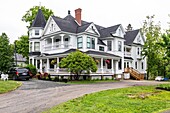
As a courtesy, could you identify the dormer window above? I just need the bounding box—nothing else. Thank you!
[35,29,39,35]
[137,36,141,43]
[50,24,53,32]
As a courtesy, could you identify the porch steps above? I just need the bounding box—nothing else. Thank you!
[125,68,144,80]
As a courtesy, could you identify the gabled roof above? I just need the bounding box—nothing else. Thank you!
[31,9,46,28]
[99,24,121,38]
[124,29,140,45]
[97,39,106,46]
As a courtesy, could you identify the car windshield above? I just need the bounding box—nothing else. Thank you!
[17,68,28,73]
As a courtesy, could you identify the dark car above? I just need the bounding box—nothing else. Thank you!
[8,67,30,80]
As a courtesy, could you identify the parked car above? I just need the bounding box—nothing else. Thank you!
[155,76,164,81]
[8,67,30,80]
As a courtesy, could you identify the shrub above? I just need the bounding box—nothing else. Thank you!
[25,64,37,76]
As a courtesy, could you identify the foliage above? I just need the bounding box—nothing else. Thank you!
[43,85,170,113]
[25,64,37,76]
[22,6,54,28]
[157,84,170,90]
[15,35,29,61]
[59,50,97,80]
[142,15,163,79]
[0,80,22,94]
[0,33,13,73]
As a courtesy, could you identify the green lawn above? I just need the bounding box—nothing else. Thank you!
[0,80,22,94]
[44,84,170,113]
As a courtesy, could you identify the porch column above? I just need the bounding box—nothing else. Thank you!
[40,59,42,73]
[111,59,114,74]
[114,60,118,74]
[35,59,38,69]
[56,57,60,73]
[101,58,103,73]
[47,58,49,73]
[32,58,34,66]
[51,37,54,49]
[60,34,64,48]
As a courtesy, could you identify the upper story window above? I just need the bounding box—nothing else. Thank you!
[141,62,144,70]
[34,42,40,51]
[119,29,121,36]
[77,37,83,49]
[137,36,141,43]
[135,61,138,69]
[35,29,39,35]
[30,42,32,52]
[107,41,112,51]
[50,24,53,32]
[87,37,90,49]
[86,37,95,49]
[118,41,122,51]
[99,46,104,51]
[137,47,140,55]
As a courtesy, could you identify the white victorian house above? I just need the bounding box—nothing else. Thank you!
[29,8,146,79]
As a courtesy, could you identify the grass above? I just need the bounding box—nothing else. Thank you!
[66,79,118,84]
[44,84,170,113]
[0,80,22,94]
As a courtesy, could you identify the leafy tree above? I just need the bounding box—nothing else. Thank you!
[0,33,13,73]
[159,33,170,77]
[142,15,163,79]
[22,6,54,28]
[59,50,97,80]
[15,35,29,61]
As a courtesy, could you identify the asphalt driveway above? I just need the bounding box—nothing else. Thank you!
[0,79,168,113]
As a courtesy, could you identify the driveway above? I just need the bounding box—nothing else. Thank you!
[0,79,168,113]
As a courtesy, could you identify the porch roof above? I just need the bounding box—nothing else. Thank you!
[38,49,120,59]
[124,56,133,60]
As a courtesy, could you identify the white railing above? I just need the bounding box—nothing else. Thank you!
[44,41,71,51]
[124,52,131,56]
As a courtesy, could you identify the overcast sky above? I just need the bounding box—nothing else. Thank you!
[0,0,170,43]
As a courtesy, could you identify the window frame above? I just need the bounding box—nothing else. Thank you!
[34,42,40,52]
[99,46,104,51]
[35,29,39,36]
[118,41,122,51]
[107,40,112,51]
[77,37,83,49]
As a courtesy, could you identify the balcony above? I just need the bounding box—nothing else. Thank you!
[44,41,71,51]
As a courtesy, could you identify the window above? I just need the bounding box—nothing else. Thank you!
[91,38,95,49]
[141,62,144,70]
[87,37,90,49]
[107,41,112,51]
[77,37,83,49]
[87,37,95,49]
[99,46,104,51]
[135,62,138,69]
[137,48,140,55]
[118,59,122,70]
[50,24,53,32]
[30,42,32,52]
[118,41,122,51]
[65,38,68,41]
[35,29,39,35]
[34,42,40,51]
[119,29,121,36]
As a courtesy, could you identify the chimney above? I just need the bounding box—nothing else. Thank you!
[75,8,82,26]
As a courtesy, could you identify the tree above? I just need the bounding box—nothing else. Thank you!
[15,35,29,61]
[22,6,54,28]
[142,15,163,79]
[59,50,97,80]
[0,33,13,73]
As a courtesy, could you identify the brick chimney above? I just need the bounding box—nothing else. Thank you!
[75,8,82,26]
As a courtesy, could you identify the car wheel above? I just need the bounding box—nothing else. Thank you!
[26,78,29,81]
